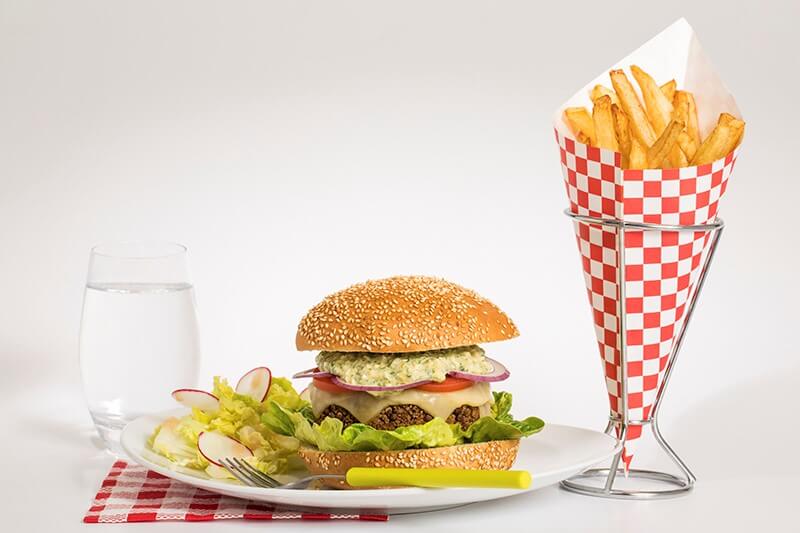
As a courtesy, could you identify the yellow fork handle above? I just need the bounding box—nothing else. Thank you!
[345,468,531,489]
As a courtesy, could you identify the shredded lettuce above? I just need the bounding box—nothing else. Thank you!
[263,391,544,452]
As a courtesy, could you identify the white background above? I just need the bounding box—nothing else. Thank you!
[1,1,798,531]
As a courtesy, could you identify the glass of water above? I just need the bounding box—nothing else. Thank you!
[79,242,201,456]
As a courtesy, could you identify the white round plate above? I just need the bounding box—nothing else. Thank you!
[122,409,620,514]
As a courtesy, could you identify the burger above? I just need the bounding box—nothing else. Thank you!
[266,275,543,488]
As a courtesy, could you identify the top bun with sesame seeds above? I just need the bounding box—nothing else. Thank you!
[295,276,519,353]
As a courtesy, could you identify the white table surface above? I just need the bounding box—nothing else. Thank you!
[7,370,795,533]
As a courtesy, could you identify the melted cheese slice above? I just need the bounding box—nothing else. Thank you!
[309,382,493,423]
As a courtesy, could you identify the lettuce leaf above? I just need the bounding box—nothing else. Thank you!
[461,414,545,442]
[491,390,514,423]
[264,391,544,452]
[150,417,208,469]
[267,377,312,414]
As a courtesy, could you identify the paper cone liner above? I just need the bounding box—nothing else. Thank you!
[553,19,743,469]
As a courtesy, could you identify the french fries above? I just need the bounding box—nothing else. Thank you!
[672,95,696,160]
[565,65,744,169]
[660,79,676,102]
[718,112,737,126]
[691,114,745,165]
[630,65,688,167]
[610,69,656,147]
[647,119,684,168]
[590,84,619,106]
[564,107,595,145]
[592,95,618,151]
[611,104,630,167]
[674,90,700,150]
[631,65,672,134]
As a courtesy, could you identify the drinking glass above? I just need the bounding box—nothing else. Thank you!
[79,242,201,455]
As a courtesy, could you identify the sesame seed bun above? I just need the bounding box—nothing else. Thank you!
[298,439,520,489]
[296,276,519,353]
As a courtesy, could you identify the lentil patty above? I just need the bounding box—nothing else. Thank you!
[316,403,481,431]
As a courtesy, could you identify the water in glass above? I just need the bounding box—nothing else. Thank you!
[79,243,200,455]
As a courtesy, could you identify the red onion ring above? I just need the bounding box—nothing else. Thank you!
[292,367,333,379]
[292,358,510,392]
[450,358,510,382]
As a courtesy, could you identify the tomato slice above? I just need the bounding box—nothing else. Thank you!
[416,376,474,392]
[312,375,474,394]
[312,376,350,394]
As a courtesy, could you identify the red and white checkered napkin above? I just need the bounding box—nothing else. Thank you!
[84,461,388,523]
[555,132,738,469]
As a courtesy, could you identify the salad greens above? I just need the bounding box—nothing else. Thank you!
[150,376,309,478]
[151,373,544,479]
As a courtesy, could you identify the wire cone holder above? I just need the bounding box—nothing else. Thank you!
[560,211,724,499]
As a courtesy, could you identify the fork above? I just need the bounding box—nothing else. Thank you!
[219,457,531,489]
[220,458,342,489]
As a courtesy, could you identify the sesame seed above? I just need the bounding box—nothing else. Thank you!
[296,276,519,352]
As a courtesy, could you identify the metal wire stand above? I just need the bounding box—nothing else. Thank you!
[560,210,725,500]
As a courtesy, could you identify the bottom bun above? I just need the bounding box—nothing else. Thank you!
[297,439,520,489]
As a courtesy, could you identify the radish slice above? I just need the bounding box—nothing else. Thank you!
[197,431,253,467]
[449,358,510,382]
[235,367,272,402]
[292,367,332,379]
[299,386,311,403]
[171,389,220,412]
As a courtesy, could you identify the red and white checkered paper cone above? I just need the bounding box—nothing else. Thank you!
[84,461,388,523]
[553,19,743,470]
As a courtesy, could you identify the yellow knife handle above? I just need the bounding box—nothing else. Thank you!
[345,468,531,489]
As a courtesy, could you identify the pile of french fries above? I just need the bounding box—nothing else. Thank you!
[564,65,745,169]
